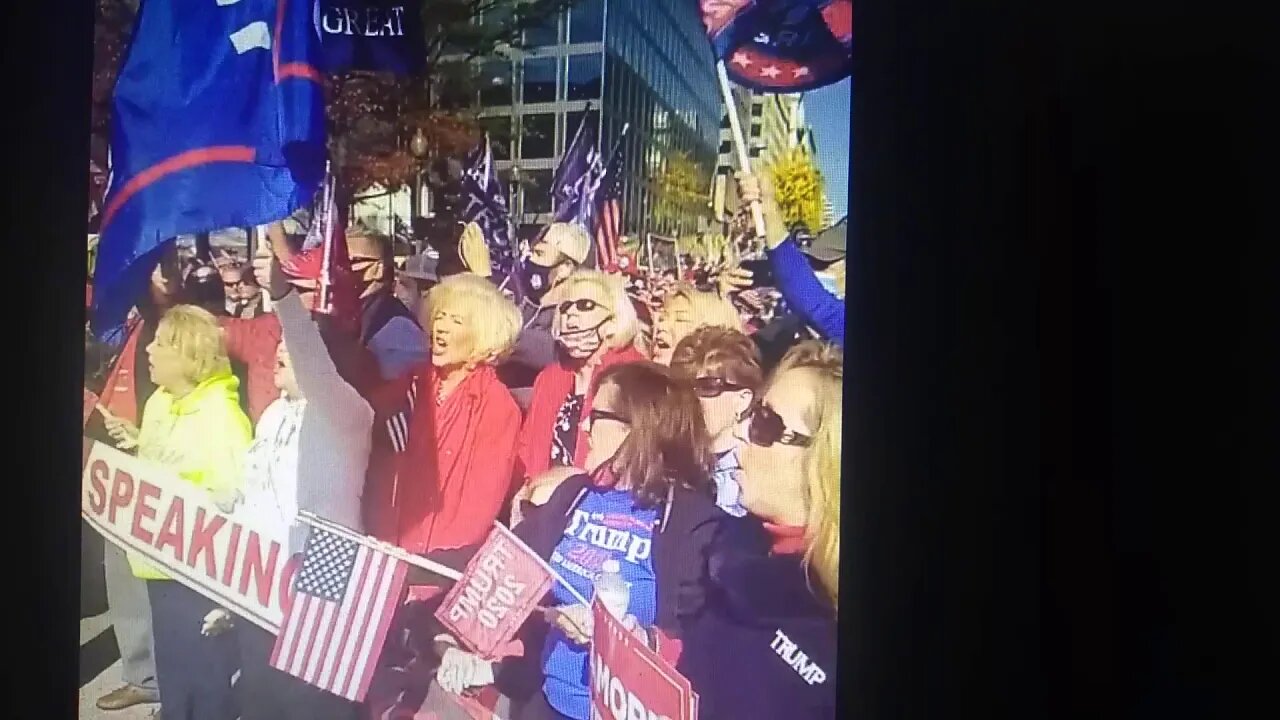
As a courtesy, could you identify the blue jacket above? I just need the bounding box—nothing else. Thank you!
[768,238,846,346]
[678,519,837,719]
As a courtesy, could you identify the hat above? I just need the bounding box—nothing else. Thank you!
[801,217,846,263]
[401,253,441,283]
[539,223,592,266]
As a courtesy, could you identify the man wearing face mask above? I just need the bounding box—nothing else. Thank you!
[496,222,592,412]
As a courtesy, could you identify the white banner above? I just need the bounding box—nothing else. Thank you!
[81,439,298,632]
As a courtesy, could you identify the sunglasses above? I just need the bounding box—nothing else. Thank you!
[558,298,603,314]
[691,376,748,398]
[586,408,630,428]
[739,400,813,448]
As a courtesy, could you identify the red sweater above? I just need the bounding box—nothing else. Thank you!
[220,313,282,424]
[374,363,521,553]
[514,345,646,484]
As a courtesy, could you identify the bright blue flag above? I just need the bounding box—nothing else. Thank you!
[92,0,327,341]
[550,115,605,231]
[701,0,853,93]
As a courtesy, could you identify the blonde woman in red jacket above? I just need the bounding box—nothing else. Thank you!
[371,273,524,557]
[513,269,645,489]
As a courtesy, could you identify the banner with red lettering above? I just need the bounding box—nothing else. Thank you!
[589,599,699,720]
[81,438,299,632]
[434,523,553,659]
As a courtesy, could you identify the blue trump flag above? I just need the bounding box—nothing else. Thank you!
[92,0,326,341]
[460,137,521,298]
[700,0,853,93]
[550,114,605,231]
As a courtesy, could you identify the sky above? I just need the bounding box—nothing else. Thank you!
[804,77,851,220]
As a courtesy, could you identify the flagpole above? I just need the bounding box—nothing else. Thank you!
[297,512,463,581]
[604,122,630,167]
[715,61,768,239]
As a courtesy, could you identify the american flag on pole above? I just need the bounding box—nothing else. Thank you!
[594,139,625,272]
[270,526,409,702]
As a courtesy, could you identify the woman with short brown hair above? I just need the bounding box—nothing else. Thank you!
[669,326,765,516]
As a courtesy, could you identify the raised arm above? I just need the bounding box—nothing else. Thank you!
[767,239,846,345]
[264,235,371,422]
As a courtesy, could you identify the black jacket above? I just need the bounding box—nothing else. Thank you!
[677,519,837,719]
[495,473,730,705]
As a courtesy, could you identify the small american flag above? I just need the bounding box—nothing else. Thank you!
[271,527,409,702]
[594,139,625,272]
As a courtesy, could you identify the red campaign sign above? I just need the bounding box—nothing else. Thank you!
[434,523,554,659]
[589,599,699,720]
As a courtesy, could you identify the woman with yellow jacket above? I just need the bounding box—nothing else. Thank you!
[105,304,252,720]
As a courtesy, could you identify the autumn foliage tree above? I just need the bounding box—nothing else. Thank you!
[767,147,826,233]
[652,150,711,238]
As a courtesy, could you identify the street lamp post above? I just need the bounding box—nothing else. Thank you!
[409,128,428,252]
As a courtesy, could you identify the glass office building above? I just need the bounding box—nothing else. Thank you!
[441,0,722,242]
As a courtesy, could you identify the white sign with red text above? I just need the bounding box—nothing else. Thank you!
[81,438,301,632]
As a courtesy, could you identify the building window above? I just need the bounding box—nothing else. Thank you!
[718,140,731,155]
[522,169,554,214]
[569,0,604,43]
[751,103,763,118]
[525,13,561,47]
[522,57,558,104]
[520,113,556,160]
[479,60,512,107]
[478,116,512,160]
[566,53,603,101]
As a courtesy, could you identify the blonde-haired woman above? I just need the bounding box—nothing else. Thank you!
[514,268,645,485]
[676,340,841,719]
[369,272,524,554]
[651,282,743,365]
[108,304,252,720]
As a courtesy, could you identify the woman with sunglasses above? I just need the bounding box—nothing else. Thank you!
[431,362,726,720]
[676,340,842,719]
[514,269,645,486]
[668,326,765,517]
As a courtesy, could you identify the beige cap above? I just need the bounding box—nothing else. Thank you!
[544,223,592,266]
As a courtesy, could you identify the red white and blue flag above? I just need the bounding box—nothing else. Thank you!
[701,0,853,93]
[270,527,409,702]
[92,0,326,342]
[593,141,626,272]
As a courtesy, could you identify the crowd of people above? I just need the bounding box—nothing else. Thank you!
[83,171,846,720]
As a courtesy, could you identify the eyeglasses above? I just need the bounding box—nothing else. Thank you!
[739,400,813,448]
[558,298,602,314]
[690,376,748,398]
[586,408,630,428]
